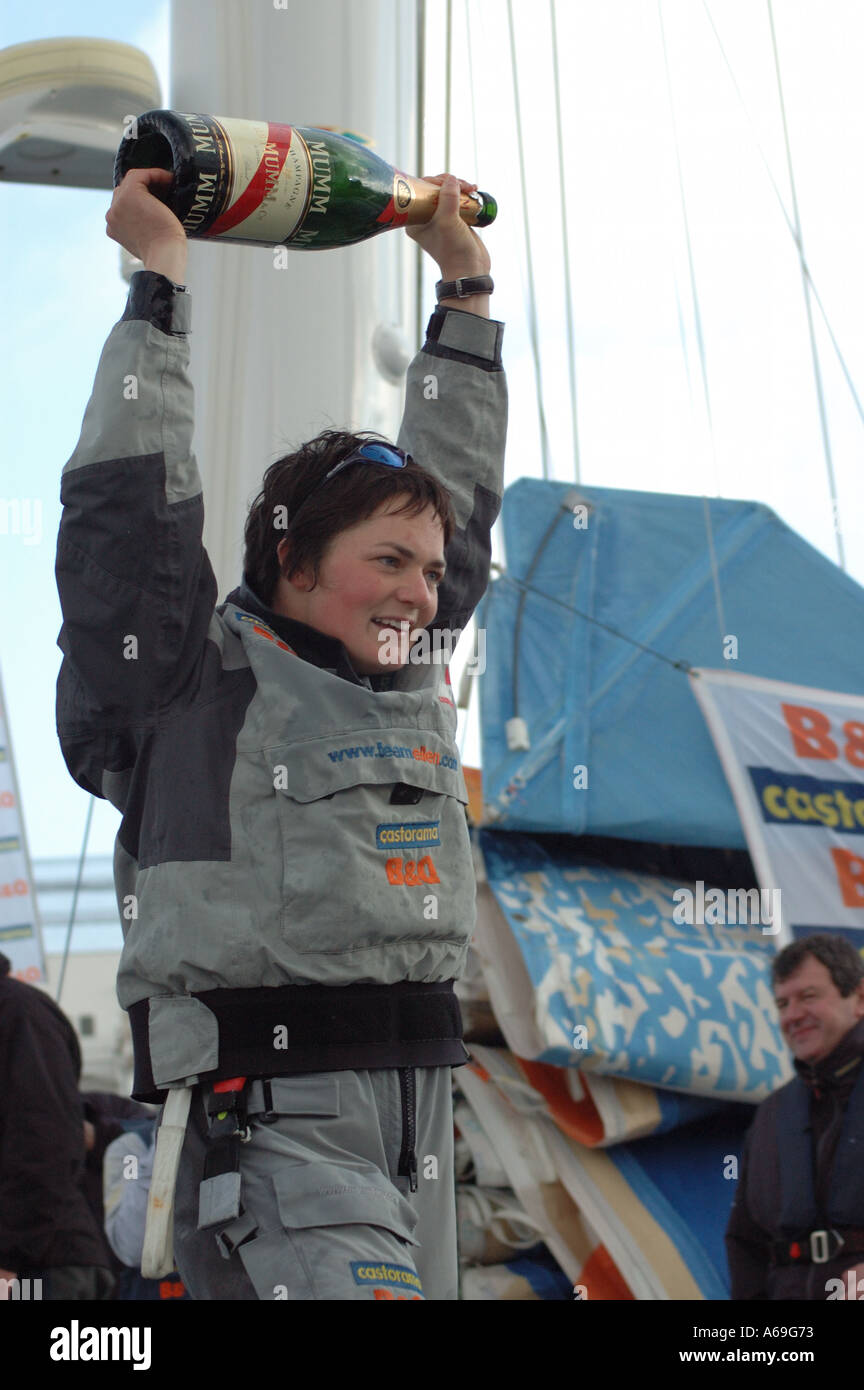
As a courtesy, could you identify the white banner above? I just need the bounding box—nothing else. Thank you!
[690,670,864,947]
[0,664,45,981]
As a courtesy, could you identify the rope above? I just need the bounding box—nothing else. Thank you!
[506,0,552,478]
[464,0,481,180]
[700,0,864,440]
[766,0,845,570]
[56,796,94,1004]
[395,0,405,328]
[415,0,427,351]
[549,0,581,482]
[444,0,453,174]
[456,1185,549,1250]
[658,0,727,647]
[701,497,727,644]
[491,564,697,676]
[511,506,568,715]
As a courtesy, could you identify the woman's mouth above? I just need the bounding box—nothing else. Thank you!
[371,617,413,631]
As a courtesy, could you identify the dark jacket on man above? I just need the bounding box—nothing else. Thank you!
[726,1017,864,1299]
[0,953,112,1283]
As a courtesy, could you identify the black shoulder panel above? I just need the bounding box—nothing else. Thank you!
[436,480,501,633]
[118,654,256,868]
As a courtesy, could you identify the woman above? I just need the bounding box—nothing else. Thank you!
[56,166,507,1300]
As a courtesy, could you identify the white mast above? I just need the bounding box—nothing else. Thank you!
[170,0,421,598]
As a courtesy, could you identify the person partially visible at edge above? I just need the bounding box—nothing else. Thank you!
[54,165,506,1300]
[0,953,114,1300]
[726,934,864,1299]
[101,1114,190,1300]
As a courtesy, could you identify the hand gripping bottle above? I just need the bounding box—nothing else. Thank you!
[114,110,497,249]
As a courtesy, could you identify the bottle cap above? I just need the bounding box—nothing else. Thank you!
[473,193,497,228]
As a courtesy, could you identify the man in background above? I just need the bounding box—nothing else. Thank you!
[726,934,864,1299]
[0,952,113,1299]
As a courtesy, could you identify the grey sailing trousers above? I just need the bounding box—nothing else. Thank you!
[172,1067,457,1300]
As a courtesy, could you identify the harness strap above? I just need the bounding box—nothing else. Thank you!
[198,1077,251,1233]
[771,1227,864,1266]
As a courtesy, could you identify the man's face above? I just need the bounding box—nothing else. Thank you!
[273,500,446,675]
[774,955,864,1064]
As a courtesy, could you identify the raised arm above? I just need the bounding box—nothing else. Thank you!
[55,170,217,801]
[397,175,507,635]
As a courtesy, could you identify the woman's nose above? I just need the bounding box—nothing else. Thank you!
[397,570,433,607]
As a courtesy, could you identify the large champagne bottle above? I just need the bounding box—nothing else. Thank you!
[114,110,497,250]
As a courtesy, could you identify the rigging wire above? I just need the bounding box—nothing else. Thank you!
[701,1,864,429]
[415,0,427,351]
[766,0,845,571]
[506,0,552,479]
[56,796,94,1005]
[511,506,571,716]
[492,564,697,676]
[395,0,405,328]
[444,0,453,174]
[464,0,480,180]
[701,2,864,447]
[447,1,484,751]
[657,0,728,647]
[549,0,581,482]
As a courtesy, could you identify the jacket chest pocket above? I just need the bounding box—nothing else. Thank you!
[264,734,473,955]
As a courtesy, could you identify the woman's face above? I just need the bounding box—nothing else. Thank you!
[273,499,447,674]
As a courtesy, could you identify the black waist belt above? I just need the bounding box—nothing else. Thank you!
[129,980,467,1102]
[772,1227,864,1266]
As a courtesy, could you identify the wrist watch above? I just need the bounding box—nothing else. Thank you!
[435,275,494,303]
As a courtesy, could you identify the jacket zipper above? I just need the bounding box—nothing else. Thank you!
[397,1066,418,1192]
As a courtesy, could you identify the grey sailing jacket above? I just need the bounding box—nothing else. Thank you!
[56,271,506,1098]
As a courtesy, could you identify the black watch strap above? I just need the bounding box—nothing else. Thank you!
[435,275,494,302]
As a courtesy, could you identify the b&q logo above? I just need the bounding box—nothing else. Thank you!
[385,856,440,887]
[0,879,28,899]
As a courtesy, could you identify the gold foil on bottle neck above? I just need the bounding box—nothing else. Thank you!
[401,175,487,227]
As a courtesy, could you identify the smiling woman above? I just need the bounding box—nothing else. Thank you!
[272,498,448,676]
[243,428,455,607]
[240,428,455,677]
[55,165,507,1301]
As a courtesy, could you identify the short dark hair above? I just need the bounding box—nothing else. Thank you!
[243,429,455,605]
[772,934,864,998]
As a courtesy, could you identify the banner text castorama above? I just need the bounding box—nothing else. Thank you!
[690,670,864,947]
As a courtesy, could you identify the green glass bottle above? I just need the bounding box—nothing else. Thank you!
[114,110,497,249]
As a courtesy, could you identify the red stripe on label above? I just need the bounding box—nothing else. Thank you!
[375,193,409,229]
[208,123,294,237]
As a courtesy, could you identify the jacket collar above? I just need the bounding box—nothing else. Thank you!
[224,576,389,689]
[794,1016,864,1094]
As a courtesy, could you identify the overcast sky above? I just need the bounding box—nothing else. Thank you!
[2,0,863,867]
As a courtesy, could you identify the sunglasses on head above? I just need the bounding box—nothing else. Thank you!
[321,442,409,484]
[284,443,409,532]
